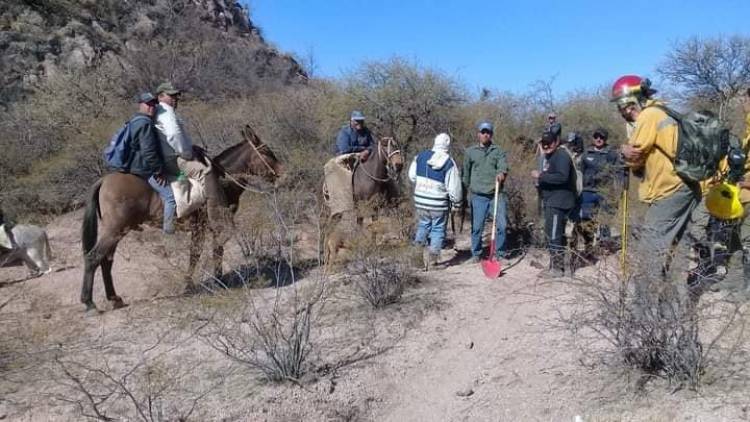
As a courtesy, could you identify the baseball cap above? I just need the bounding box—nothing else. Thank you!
[350,110,365,121]
[540,131,558,146]
[477,121,494,132]
[136,92,157,104]
[593,127,609,140]
[155,82,181,96]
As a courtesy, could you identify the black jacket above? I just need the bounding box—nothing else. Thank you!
[126,113,163,178]
[580,146,624,192]
[538,147,577,210]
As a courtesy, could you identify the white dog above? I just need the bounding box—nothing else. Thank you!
[0,224,53,277]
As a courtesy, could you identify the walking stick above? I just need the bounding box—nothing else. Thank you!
[620,169,630,276]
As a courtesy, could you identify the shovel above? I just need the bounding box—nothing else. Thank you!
[481,180,502,278]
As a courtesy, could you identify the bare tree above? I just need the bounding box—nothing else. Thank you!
[658,36,750,119]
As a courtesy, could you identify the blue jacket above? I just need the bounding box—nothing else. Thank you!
[335,125,374,155]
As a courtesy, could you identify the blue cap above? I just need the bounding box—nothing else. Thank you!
[350,110,365,121]
[477,121,493,132]
[136,92,157,104]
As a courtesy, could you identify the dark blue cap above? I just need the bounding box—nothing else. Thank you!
[137,92,157,104]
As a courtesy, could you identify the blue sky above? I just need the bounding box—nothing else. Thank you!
[246,0,750,97]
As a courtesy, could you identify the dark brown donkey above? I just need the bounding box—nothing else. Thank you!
[80,125,283,313]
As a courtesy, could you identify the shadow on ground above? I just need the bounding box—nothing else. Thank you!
[203,256,319,290]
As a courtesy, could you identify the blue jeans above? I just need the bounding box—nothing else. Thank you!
[148,176,176,233]
[414,209,447,254]
[471,192,507,258]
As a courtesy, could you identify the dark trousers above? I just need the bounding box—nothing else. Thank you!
[544,206,571,271]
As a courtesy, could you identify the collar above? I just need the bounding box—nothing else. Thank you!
[158,102,174,112]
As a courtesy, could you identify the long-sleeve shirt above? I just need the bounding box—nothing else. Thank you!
[334,125,374,155]
[538,147,577,209]
[155,102,193,175]
[408,150,462,212]
[626,99,682,203]
[580,146,625,192]
[462,144,508,196]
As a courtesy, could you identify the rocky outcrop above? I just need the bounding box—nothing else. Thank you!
[0,0,303,106]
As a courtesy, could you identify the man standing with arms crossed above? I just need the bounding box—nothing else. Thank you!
[463,121,509,264]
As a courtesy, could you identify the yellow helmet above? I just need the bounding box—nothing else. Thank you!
[705,182,744,220]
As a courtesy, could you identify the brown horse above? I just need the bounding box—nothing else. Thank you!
[80,125,283,313]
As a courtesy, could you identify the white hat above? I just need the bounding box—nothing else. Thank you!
[433,133,451,152]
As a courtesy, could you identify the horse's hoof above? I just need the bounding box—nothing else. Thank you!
[112,298,128,310]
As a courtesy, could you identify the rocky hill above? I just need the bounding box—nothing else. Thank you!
[0,0,305,106]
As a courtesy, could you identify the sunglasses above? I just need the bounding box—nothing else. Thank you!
[479,130,493,135]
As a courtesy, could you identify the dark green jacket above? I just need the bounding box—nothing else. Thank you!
[462,143,509,195]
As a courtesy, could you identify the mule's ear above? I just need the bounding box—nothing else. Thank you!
[242,124,260,144]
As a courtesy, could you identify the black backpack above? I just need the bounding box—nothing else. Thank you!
[650,105,731,183]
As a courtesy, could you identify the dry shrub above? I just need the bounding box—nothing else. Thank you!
[52,339,225,421]
[199,288,318,382]
[562,252,750,390]
[347,233,417,308]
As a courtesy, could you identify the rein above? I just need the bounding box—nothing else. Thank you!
[359,138,401,183]
[247,139,278,177]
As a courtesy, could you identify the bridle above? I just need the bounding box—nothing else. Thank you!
[359,137,402,183]
[247,138,278,178]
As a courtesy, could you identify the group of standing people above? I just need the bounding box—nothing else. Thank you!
[386,74,750,290]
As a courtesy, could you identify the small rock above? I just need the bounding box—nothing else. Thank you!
[466,341,474,349]
[455,387,474,397]
[42,313,52,319]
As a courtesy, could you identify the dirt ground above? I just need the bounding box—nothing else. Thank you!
[2,210,750,421]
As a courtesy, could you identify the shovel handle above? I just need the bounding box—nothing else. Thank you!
[490,179,500,242]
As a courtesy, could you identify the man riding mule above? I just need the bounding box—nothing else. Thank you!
[81,124,283,314]
[154,82,232,238]
[323,111,403,226]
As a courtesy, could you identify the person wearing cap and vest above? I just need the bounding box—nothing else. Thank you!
[462,121,509,263]
[154,82,230,236]
[408,133,462,269]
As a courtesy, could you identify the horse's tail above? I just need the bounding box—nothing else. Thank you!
[82,179,102,255]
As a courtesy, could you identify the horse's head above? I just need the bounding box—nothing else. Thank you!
[240,125,285,186]
[381,137,404,175]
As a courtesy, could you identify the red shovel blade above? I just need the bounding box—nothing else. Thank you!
[481,238,502,278]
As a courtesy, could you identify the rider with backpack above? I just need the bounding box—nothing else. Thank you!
[104,93,174,233]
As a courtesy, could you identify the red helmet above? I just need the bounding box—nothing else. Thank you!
[610,75,656,107]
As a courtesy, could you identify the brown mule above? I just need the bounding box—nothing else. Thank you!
[322,138,404,266]
[80,125,283,314]
[352,137,404,203]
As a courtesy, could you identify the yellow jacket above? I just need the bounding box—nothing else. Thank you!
[626,99,683,203]
[741,112,750,203]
